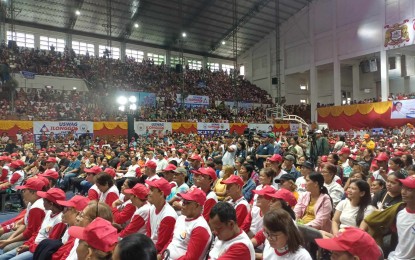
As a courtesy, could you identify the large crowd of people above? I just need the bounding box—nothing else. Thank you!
[0,124,413,259]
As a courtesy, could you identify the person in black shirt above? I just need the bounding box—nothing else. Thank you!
[371,171,405,210]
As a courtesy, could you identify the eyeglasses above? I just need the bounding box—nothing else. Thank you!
[263,230,282,241]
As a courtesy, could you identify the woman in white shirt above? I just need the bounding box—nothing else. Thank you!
[320,163,344,207]
[331,180,375,236]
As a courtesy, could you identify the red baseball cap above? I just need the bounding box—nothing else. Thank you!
[12,160,25,167]
[374,152,389,162]
[135,167,142,177]
[194,167,217,181]
[70,152,79,157]
[252,185,276,197]
[45,157,57,163]
[69,217,118,252]
[321,155,328,162]
[39,169,59,180]
[37,176,50,188]
[267,188,297,207]
[221,175,244,188]
[338,147,351,155]
[0,156,11,162]
[37,188,66,204]
[124,184,149,200]
[348,154,358,161]
[398,175,415,189]
[56,195,90,211]
[267,154,283,163]
[145,178,172,197]
[315,227,381,259]
[58,152,67,157]
[393,150,404,157]
[16,178,45,191]
[145,161,157,169]
[163,164,177,172]
[178,187,206,206]
[104,168,116,178]
[189,154,202,161]
[85,166,103,175]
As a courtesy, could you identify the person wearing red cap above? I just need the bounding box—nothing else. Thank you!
[0,161,24,192]
[39,169,59,189]
[0,188,67,260]
[0,157,10,183]
[49,195,90,260]
[388,176,415,260]
[95,172,119,207]
[119,183,150,238]
[371,152,391,182]
[65,201,114,260]
[164,188,212,260]
[0,178,46,255]
[209,202,255,260]
[83,166,102,201]
[145,178,177,253]
[242,185,276,237]
[266,154,287,189]
[111,178,139,227]
[187,154,202,187]
[261,209,312,259]
[45,157,58,172]
[221,175,250,228]
[192,167,218,222]
[144,160,160,182]
[69,217,118,260]
[316,227,381,260]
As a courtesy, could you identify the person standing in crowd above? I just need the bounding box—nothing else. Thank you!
[213,165,233,201]
[155,150,168,174]
[221,134,237,167]
[287,136,304,161]
[165,188,212,260]
[221,175,250,227]
[256,133,274,170]
[145,178,177,255]
[310,130,329,163]
[282,154,301,180]
[209,202,255,260]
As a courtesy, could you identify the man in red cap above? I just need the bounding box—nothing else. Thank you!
[0,161,25,192]
[0,157,10,183]
[39,169,59,189]
[221,175,250,228]
[266,154,287,189]
[119,183,150,238]
[371,152,390,182]
[45,157,58,172]
[192,167,218,222]
[145,178,177,254]
[68,217,118,259]
[316,227,381,260]
[144,160,160,182]
[165,188,213,260]
[51,195,90,260]
[0,178,46,254]
[388,176,415,259]
[187,154,202,187]
[3,188,67,259]
[83,166,103,200]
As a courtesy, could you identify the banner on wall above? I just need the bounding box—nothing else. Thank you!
[248,124,275,133]
[197,123,229,134]
[116,91,156,107]
[391,100,415,119]
[134,122,172,136]
[33,121,93,145]
[289,123,300,133]
[176,94,209,108]
[384,19,414,50]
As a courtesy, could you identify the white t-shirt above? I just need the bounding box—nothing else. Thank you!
[295,176,307,195]
[336,199,376,229]
[388,208,415,260]
[222,144,237,166]
[263,240,312,260]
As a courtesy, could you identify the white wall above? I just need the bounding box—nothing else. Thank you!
[13,73,88,91]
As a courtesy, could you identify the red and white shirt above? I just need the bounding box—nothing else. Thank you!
[146,202,178,253]
[28,211,66,252]
[209,230,255,260]
[229,196,250,228]
[202,190,218,222]
[119,202,150,238]
[9,169,24,191]
[112,199,135,225]
[87,184,101,201]
[23,199,46,245]
[167,215,212,260]
[99,185,119,206]
[241,205,263,234]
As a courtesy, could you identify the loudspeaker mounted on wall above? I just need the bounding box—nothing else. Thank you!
[271,77,278,85]
[176,64,183,73]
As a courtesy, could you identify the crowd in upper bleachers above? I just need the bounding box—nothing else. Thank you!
[0,125,413,259]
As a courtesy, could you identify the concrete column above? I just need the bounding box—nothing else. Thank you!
[332,0,341,106]
[166,50,171,66]
[380,49,389,101]
[309,2,318,122]
[352,63,360,101]
[120,42,126,62]
[404,76,410,93]
[65,34,72,49]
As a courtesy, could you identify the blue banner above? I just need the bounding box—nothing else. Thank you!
[21,71,35,79]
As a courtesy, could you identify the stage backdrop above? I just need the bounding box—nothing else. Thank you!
[317,101,415,130]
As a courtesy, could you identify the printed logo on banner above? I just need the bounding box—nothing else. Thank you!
[137,123,145,132]
[80,124,88,132]
[40,124,49,133]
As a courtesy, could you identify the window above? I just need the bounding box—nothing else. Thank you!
[40,36,65,52]
[300,99,306,104]
[98,45,120,60]
[147,53,165,65]
[7,31,34,48]
[240,65,245,76]
[222,64,234,74]
[170,56,182,67]
[72,41,95,56]
[188,59,202,70]
[207,62,219,72]
[125,49,144,62]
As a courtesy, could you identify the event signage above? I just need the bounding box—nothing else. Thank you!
[197,123,229,134]
[33,121,93,145]
[390,100,415,119]
[248,123,275,133]
[176,94,209,107]
[134,122,172,136]
[384,19,414,50]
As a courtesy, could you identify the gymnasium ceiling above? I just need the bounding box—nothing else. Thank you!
[7,0,312,60]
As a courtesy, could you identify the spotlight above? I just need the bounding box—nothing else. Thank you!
[118,105,125,112]
[129,104,137,110]
[128,96,137,103]
[117,96,127,105]
[222,41,225,45]
[134,23,139,28]
[182,32,187,38]
[73,87,77,90]
[75,10,81,16]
